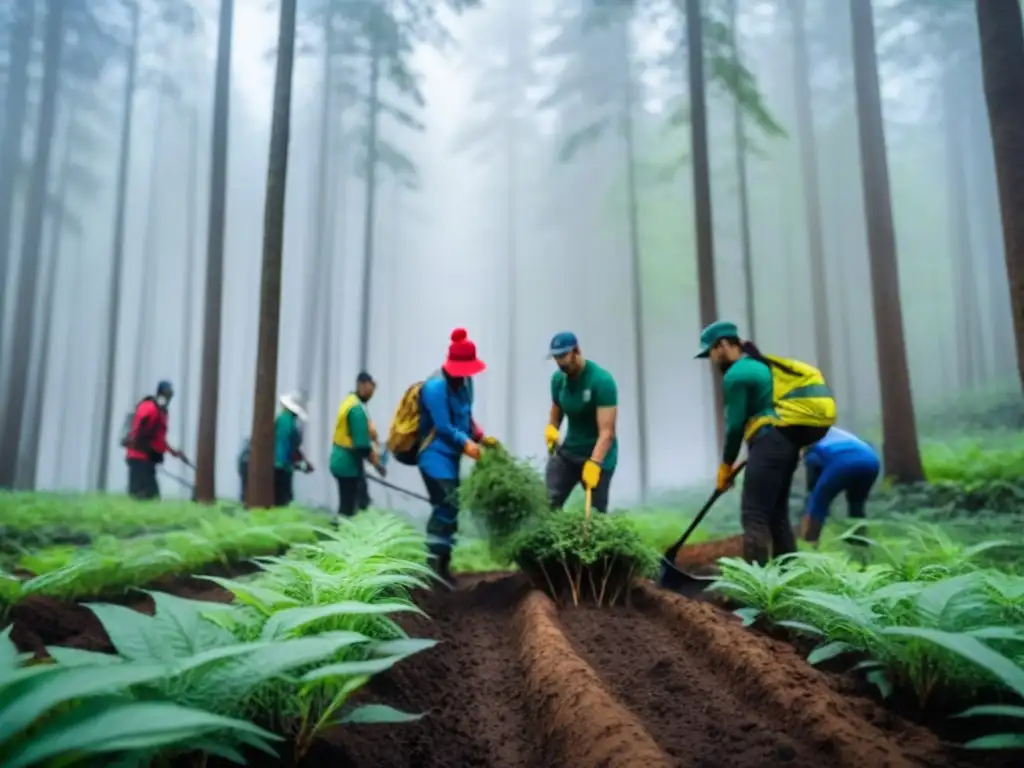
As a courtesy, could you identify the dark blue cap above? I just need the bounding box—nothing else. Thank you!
[548,331,579,357]
[157,380,174,395]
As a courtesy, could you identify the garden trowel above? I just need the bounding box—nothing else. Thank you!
[657,461,746,592]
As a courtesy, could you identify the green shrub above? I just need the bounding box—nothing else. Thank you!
[460,446,549,562]
[510,508,659,607]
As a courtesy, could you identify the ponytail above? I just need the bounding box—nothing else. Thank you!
[740,339,797,375]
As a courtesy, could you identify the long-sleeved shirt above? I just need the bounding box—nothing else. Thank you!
[804,427,877,470]
[418,375,483,480]
[721,356,774,465]
[274,409,304,471]
[125,399,169,462]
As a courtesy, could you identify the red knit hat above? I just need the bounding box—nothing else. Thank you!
[443,327,486,377]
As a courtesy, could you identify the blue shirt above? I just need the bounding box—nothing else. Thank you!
[274,410,303,471]
[418,375,475,480]
[804,427,877,469]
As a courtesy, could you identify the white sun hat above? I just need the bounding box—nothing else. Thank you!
[279,391,309,421]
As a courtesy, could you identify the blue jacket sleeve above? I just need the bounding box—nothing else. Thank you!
[422,379,471,450]
[803,445,824,470]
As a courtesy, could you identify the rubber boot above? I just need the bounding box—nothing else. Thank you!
[430,549,457,589]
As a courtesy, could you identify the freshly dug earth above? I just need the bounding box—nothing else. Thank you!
[8,562,252,656]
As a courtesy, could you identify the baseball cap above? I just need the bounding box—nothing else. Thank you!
[156,380,174,396]
[547,331,579,358]
[356,371,375,385]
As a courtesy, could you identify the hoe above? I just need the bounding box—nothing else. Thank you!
[657,462,746,592]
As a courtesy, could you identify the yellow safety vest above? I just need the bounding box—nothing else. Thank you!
[333,393,366,448]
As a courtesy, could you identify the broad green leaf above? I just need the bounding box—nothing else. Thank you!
[807,641,856,666]
[260,600,424,641]
[0,627,19,671]
[195,576,299,614]
[955,704,1024,719]
[882,627,1024,697]
[774,620,825,637]
[2,700,281,768]
[733,607,761,627]
[46,647,125,667]
[339,703,425,725]
[962,734,1024,750]
[866,669,893,699]
[300,654,408,683]
[0,663,170,744]
[85,603,167,662]
[367,638,439,657]
[147,591,237,654]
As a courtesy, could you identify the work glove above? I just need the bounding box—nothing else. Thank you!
[544,425,561,455]
[463,441,482,461]
[581,459,602,491]
[481,435,500,448]
[716,463,737,493]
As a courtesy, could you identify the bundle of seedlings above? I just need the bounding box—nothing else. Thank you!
[460,445,549,563]
[509,508,658,607]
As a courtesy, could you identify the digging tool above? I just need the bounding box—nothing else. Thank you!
[366,474,431,503]
[657,461,747,591]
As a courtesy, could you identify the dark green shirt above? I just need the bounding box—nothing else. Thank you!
[551,360,619,471]
[721,356,774,465]
[329,395,373,478]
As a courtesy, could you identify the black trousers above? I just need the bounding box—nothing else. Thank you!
[741,426,828,564]
[273,468,294,507]
[545,449,614,513]
[127,459,160,500]
[336,473,370,518]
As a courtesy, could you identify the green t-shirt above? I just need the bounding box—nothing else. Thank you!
[721,356,774,464]
[550,360,619,471]
[329,395,373,478]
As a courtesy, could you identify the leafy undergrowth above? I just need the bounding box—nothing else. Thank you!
[0,513,323,612]
[0,491,320,555]
[710,523,1024,751]
[0,511,438,767]
[461,447,658,603]
[511,507,658,606]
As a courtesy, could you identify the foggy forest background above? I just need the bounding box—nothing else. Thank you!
[0,0,1019,512]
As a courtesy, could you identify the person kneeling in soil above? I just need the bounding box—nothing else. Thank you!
[800,427,879,545]
[544,332,618,513]
[418,328,498,587]
[697,320,836,565]
[330,372,386,521]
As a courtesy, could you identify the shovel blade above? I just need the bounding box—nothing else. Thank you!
[657,557,716,594]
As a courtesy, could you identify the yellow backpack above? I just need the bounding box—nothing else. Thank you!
[386,381,436,465]
[743,354,837,441]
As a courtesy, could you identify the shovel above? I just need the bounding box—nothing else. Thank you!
[657,461,747,591]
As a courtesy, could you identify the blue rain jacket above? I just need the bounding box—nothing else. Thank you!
[804,427,878,471]
[418,375,476,481]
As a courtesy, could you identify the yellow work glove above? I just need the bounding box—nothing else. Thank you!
[481,435,500,448]
[581,459,602,490]
[716,463,736,493]
[544,425,561,455]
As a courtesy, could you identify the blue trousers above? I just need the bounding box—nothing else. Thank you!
[421,471,460,558]
[806,456,880,523]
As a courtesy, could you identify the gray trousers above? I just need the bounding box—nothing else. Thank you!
[545,449,613,513]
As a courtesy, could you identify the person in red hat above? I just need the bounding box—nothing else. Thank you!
[418,327,498,586]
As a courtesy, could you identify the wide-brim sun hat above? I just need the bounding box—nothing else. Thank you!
[695,319,740,359]
[279,391,309,421]
[442,327,486,377]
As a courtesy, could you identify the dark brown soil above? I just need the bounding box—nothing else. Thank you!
[8,561,254,656]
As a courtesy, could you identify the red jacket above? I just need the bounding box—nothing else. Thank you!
[125,399,169,461]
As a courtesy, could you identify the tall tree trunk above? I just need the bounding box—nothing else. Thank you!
[0,3,33,356]
[620,23,649,501]
[727,0,756,339]
[133,80,170,397]
[504,0,519,451]
[849,0,924,483]
[96,0,140,490]
[180,106,199,452]
[194,0,235,503]
[686,0,724,457]
[298,10,335,392]
[56,233,85,482]
[19,97,78,488]
[0,0,65,489]
[246,0,298,509]
[790,0,832,380]
[976,0,1024,390]
[941,63,983,391]
[357,22,382,373]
